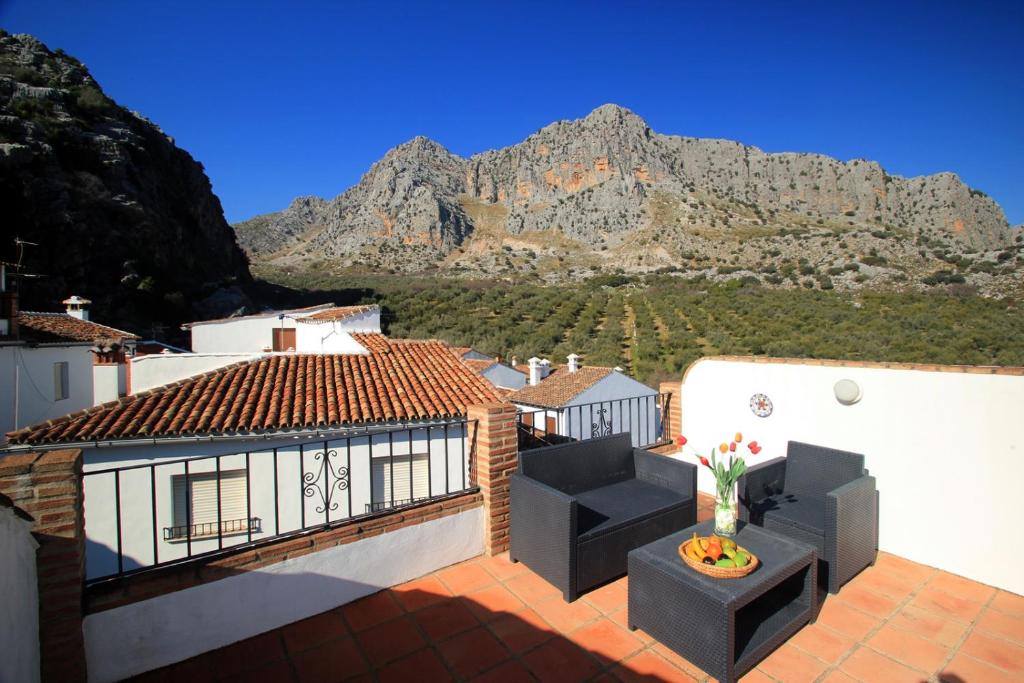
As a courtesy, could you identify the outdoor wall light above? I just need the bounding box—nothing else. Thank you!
[833,379,862,405]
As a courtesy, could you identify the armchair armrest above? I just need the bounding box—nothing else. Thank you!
[825,474,877,589]
[738,456,786,523]
[510,473,579,600]
[633,448,697,503]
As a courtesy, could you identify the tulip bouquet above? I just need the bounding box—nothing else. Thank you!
[676,432,762,536]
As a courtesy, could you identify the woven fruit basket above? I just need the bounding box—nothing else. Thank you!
[678,539,759,579]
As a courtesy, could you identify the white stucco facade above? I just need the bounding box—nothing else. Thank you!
[677,357,1024,595]
[0,502,40,683]
[0,343,94,438]
[83,506,484,682]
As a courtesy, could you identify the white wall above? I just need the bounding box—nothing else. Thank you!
[188,307,379,354]
[294,324,369,354]
[83,507,483,683]
[80,424,471,580]
[678,357,1024,594]
[0,344,94,438]
[189,316,289,353]
[569,373,658,446]
[93,364,124,405]
[0,504,40,683]
[482,364,527,390]
[129,353,262,394]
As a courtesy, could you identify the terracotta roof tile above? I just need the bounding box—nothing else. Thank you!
[508,366,614,408]
[299,305,378,323]
[16,312,139,344]
[6,337,501,445]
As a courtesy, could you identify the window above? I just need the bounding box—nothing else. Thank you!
[166,469,254,541]
[53,362,69,401]
[370,453,429,512]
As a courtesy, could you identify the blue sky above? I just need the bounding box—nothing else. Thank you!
[2,1,1022,225]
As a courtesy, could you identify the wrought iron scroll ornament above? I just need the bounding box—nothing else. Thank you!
[591,406,612,439]
[303,449,350,514]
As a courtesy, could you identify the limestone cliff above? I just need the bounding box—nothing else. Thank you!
[239,104,1016,289]
[0,32,251,335]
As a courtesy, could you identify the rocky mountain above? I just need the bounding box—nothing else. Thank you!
[238,104,1020,294]
[0,32,251,338]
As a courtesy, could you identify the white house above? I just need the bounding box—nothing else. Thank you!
[0,291,138,437]
[184,303,381,354]
[509,354,662,447]
[2,334,501,582]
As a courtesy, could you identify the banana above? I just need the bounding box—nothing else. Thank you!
[687,533,703,561]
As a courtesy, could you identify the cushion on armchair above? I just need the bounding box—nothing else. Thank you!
[519,432,634,494]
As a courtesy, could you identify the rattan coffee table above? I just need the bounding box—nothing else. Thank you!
[628,520,817,683]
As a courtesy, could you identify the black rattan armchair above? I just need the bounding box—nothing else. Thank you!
[738,441,879,594]
[510,433,697,602]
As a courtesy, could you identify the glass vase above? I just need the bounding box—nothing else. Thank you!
[714,483,738,537]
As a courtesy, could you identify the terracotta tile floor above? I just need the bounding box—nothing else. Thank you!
[135,497,1024,682]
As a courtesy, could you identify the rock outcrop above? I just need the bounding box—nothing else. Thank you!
[239,103,1015,282]
[0,32,251,336]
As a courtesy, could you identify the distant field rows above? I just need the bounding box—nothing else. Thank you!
[264,272,1024,385]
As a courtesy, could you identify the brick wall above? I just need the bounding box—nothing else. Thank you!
[659,380,682,442]
[0,449,86,682]
[86,491,483,614]
[467,402,518,556]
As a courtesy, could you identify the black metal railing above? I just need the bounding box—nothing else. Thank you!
[163,517,262,541]
[515,392,672,451]
[82,419,477,584]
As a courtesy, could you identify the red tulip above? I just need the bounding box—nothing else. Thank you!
[747,440,758,451]
[729,442,737,452]
[699,456,710,467]
[750,445,762,455]
[677,435,688,446]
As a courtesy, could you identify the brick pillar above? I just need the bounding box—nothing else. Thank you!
[466,402,518,556]
[0,449,87,682]
[659,380,683,442]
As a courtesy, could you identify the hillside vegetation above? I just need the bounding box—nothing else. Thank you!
[258,270,1024,385]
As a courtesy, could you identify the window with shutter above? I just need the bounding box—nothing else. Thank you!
[168,470,251,540]
[53,361,69,401]
[370,453,429,511]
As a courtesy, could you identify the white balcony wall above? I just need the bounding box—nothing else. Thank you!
[93,363,125,405]
[83,506,483,682]
[81,424,470,581]
[677,357,1024,595]
[0,503,40,683]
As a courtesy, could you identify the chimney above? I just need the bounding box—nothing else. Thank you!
[63,295,91,321]
[539,359,552,379]
[567,353,580,373]
[528,357,542,386]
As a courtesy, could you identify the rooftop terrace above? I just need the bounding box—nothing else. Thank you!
[134,497,1024,683]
